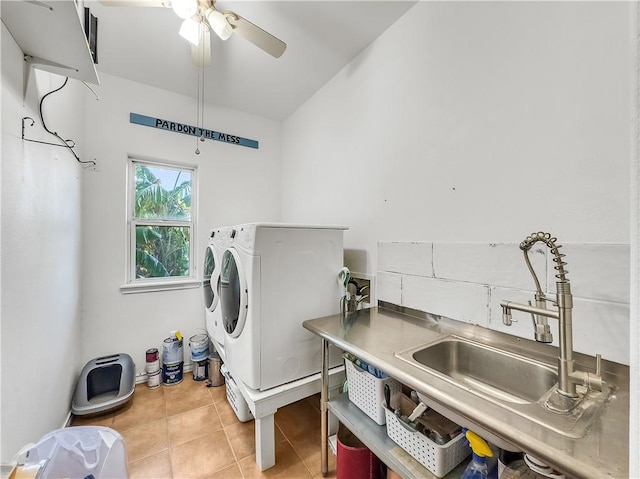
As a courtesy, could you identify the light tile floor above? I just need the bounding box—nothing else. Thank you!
[71,378,337,478]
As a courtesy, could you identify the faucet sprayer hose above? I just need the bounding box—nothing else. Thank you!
[520,231,569,282]
[522,250,543,294]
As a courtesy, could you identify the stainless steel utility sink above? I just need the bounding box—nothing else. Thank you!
[396,335,611,438]
[407,336,557,404]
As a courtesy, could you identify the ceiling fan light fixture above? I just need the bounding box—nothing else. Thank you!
[171,0,198,19]
[205,8,232,41]
[179,17,201,46]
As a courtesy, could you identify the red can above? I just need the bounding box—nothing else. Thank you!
[146,348,159,362]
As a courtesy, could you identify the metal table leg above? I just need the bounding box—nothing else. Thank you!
[321,338,329,477]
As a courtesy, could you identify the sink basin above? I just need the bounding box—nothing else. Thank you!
[396,335,611,438]
[406,336,557,404]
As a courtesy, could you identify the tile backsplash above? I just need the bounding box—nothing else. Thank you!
[378,242,630,365]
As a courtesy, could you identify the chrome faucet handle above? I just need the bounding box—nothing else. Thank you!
[568,353,604,392]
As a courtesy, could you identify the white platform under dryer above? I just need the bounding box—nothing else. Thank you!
[219,223,346,392]
[203,227,233,354]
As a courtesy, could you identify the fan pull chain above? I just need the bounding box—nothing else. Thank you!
[195,41,201,155]
[200,44,205,144]
[195,23,206,155]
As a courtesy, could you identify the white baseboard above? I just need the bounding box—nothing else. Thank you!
[62,410,72,428]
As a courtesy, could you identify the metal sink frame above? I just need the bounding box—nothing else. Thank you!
[395,335,611,439]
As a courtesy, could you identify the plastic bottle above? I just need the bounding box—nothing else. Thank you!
[461,430,494,479]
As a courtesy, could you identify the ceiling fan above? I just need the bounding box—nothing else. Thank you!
[100,0,287,66]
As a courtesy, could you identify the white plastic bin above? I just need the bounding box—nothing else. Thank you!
[344,356,401,425]
[384,407,469,478]
[221,364,253,423]
[20,426,128,479]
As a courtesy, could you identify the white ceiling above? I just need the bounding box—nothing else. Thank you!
[88,0,417,121]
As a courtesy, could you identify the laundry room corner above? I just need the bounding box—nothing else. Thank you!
[79,72,283,378]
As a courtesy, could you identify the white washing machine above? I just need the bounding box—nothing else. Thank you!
[203,227,233,355]
[219,223,346,391]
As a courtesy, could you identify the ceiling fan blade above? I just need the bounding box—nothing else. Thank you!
[225,11,286,58]
[191,27,211,67]
[99,0,171,6]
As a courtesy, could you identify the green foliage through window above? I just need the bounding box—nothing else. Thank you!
[135,165,191,220]
[133,163,193,279]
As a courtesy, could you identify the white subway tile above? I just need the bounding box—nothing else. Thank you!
[433,243,546,289]
[378,242,432,276]
[377,272,402,305]
[402,276,489,326]
[547,244,630,304]
[488,286,560,348]
[571,298,629,365]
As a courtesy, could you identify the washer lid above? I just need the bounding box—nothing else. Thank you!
[203,245,218,311]
[219,248,248,338]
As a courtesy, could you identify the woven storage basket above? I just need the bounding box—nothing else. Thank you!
[384,407,470,478]
[345,358,401,425]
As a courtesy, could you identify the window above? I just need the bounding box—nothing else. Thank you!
[124,159,198,291]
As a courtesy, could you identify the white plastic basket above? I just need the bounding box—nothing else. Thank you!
[221,364,253,423]
[384,407,470,478]
[19,426,129,479]
[345,357,401,425]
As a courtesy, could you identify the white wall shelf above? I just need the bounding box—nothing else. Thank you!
[1,0,99,96]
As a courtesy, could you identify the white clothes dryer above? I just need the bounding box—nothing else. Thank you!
[219,223,346,391]
[203,227,233,355]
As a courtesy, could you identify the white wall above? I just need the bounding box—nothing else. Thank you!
[80,73,282,375]
[630,3,640,474]
[1,25,85,460]
[280,1,636,474]
[282,2,630,272]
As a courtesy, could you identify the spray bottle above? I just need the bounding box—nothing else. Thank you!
[461,430,494,479]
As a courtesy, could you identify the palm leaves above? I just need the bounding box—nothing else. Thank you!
[135,166,191,220]
[134,165,192,279]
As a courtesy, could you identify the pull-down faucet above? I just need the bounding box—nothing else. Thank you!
[500,232,603,411]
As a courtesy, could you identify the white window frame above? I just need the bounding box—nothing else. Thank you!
[121,157,200,294]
